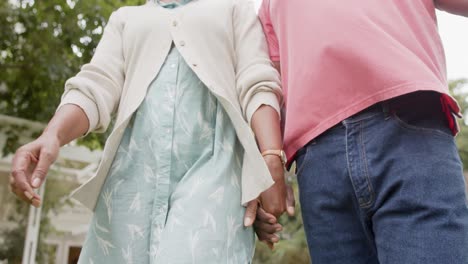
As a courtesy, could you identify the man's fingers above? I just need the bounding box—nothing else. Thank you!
[286,185,296,216]
[244,200,258,227]
[257,206,277,224]
[31,148,54,188]
[254,220,282,234]
[265,241,275,250]
[257,231,280,243]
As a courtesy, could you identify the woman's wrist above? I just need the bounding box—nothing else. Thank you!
[263,154,282,164]
[263,155,285,181]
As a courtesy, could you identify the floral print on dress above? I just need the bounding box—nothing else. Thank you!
[78,37,254,264]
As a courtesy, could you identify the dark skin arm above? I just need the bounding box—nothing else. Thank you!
[434,0,468,16]
[247,60,296,249]
[10,104,89,207]
[244,104,295,249]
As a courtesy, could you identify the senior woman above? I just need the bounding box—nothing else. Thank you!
[9,0,293,263]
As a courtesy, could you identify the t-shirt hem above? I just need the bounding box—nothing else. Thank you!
[284,83,460,163]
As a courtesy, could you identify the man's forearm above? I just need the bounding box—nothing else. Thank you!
[435,0,468,17]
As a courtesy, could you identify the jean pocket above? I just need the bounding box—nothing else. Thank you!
[391,111,453,140]
[294,141,314,177]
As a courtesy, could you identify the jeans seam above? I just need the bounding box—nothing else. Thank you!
[358,121,375,209]
[295,144,311,176]
[345,126,363,209]
[345,124,378,253]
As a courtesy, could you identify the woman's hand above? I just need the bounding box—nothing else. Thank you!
[244,104,296,249]
[9,104,90,208]
[259,155,288,217]
[10,135,60,208]
[250,156,296,249]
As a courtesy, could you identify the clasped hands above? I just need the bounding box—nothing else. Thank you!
[244,155,295,249]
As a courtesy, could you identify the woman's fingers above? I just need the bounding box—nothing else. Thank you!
[10,186,41,208]
[31,148,56,188]
[11,153,38,199]
[260,182,287,218]
[11,145,42,205]
[243,199,258,227]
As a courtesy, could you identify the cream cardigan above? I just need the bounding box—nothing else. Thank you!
[58,0,283,211]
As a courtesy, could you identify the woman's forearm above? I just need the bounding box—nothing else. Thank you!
[251,105,283,154]
[42,104,90,146]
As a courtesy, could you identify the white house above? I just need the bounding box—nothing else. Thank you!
[0,114,101,264]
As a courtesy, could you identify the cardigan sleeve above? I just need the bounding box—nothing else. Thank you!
[233,0,283,125]
[57,9,125,135]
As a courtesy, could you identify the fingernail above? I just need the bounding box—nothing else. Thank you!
[269,218,276,224]
[276,226,283,232]
[288,206,295,215]
[271,235,280,243]
[32,178,41,188]
[244,217,252,227]
[24,191,33,200]
[32,199,41,208]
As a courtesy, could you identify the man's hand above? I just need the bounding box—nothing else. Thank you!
[254,207,282,249]
[243,200,283,250]
[10,135,60,208]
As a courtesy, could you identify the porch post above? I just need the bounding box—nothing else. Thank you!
[22,181,46,264]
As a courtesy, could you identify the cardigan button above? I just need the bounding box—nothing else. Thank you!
[179,41,186,47]
[172,21,178,27]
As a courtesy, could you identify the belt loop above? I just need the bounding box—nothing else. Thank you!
[381,101,391,119]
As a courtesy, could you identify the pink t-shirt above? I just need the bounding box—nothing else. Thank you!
[259,0,461,160]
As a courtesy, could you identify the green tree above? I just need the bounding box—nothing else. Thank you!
[0,173,76,263]
[0,0,144,149]
[450,79,468,168]
[0,1,144,262]
[1,1,467,263]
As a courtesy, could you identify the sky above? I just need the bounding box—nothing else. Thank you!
[253,1,468,81]
[437,10,468,80]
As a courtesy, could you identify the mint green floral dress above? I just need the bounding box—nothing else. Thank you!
[77,1,255,263]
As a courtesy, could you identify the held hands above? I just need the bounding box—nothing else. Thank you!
[9,135,60,208]
[244,155,295,249]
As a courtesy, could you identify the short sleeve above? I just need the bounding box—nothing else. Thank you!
[258,0,280,62]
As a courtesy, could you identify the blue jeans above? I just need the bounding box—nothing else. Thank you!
[295,103,468,263]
